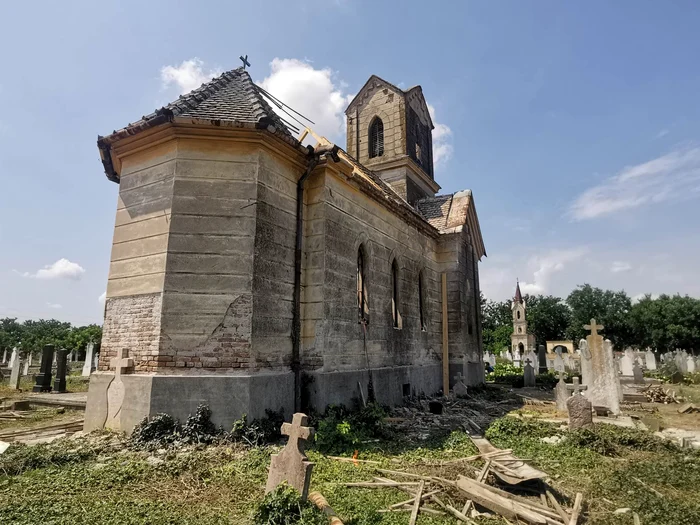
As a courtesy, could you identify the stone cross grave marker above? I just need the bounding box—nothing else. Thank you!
[523,358,536,387]
[82,343,95,377]
[582,319,620,415]
[266,413,315,500]
[9,357,22,390]
[566,376,587,396]
[452,372,468,397]
[106,349,134,429]
[567,392,593,430]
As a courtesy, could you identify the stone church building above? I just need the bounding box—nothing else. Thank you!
[85,68,486,432]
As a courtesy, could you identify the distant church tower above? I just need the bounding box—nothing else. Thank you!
[511,281,535,354]
[344,75,441,205]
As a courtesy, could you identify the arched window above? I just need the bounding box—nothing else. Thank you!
[418,270,426,331]
[357,246,369,324]
[517,310,521,320]
[518,327,522,334]
[369,117,384,159]
[391,259,400,328]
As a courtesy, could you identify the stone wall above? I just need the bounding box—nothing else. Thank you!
[353,87,406,167]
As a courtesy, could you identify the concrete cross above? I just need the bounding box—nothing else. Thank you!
[566,376,588,395]
[239,54,251,69]
[524,358,533,367]
[281,413,314,455]
[110,348,133,379]
[557,370,566,382]
[454,372,464,383]
[584,319,604,338]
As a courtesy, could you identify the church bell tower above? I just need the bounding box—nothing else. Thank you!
[344,75,441,205]
[511,281,535,354]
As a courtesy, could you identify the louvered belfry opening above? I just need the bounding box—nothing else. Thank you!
[369,117,384,158]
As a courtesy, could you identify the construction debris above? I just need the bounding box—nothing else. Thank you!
[641,385,681,404]
[678,403,700,414]
[342,441,584,524]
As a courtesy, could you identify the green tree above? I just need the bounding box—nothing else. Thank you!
[524,294,571,347]
[66,324,103,352]
[20,319,72,353]
[481,296,513,353]
[566,284,632,349]
[628,294,700,352]
[0,318,23,353]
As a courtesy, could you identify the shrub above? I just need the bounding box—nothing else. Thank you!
[313,403,387,454]
[230,408,285,447]
[130,404,223,450]
[251,484,326,525]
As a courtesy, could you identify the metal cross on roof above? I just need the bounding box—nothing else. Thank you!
[239,54,251,70]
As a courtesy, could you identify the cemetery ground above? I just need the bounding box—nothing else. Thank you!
[1,385,699,524]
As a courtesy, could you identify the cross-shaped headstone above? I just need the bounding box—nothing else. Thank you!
[566,376,588,395]
[557,370,566,383]
[239,54,251,69]
[110,348,133,378]
[452,372,468,397]
[266,413,315,500]
[525,358,532,366]
[281,413,314,456]
[584,319,604,338]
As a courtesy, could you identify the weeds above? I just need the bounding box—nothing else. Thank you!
[252,483,326,525]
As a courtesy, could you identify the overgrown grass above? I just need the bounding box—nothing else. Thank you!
[1,407,699,524]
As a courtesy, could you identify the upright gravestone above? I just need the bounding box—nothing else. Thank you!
[488,353,496,368]
[523,358,536,387]
[555,371,569,411]
[632,362,644,384]
[54,349,69,393]
[8,347,18,370]
[266,413,315,500]
[645,350,657,371]
[106,349,134,429]
[82,343,95,377]
[567,393,593,430]
[9,357,22,390]
[688,356,696,374]
[1,348,6,364]
[537,344,547,373]
[676,351,688,374]
[452,372,468,397]
[22,357,30,376]
[32,345,55,393]
[620,352,634,377]
[583,320,620,415]
[553,353,566,374]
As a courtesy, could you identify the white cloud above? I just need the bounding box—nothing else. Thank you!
[568,146,700,221]
[656,129,670,138]
[16,258,86,280]
[518,248,587,296]
[46,302,62,309]
[428,104,453,167]
[610,261,632,273]
[258,58,353,141]
[161,58,222,95]
[98,292,106,305]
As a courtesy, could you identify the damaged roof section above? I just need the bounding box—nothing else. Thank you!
[416,190,486,259]
[97,68,297,183]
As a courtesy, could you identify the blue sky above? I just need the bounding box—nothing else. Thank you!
[1,0,699,325]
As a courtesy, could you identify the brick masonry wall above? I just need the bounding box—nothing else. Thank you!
[99,293,163,372]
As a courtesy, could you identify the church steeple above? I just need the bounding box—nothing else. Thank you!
[514,280,523,304]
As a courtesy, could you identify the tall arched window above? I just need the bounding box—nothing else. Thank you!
[369,117,384,158]
[418,270,426,331]
[357,246,369,324]
[517,310,521,320]
[391,259,400,328]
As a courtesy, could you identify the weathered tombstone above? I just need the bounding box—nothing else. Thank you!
[82,343,95,377]
[555,372,569,411]
[620,351,634,377]
[452,372,468,397]
[106,348,134,429]
[32,344,55,393]
[1,349,6,364]
[488,353,496,367]
[632,362,644,384]
[580,339,592,386]
[9,357,22,390]
[266,413,315,500]
[523,358,536,387]
[583,320,620,415]
[27,351,32,367]
[22,356,30,376]
[567,393,593,430]
[54,349,69,393]
[537,344,547,373]
[676,351,688,374]
[8,347,18,370]
[553,353,565,374]
[688,356,696,374]
[645,350,657,371]
[93,352,100,371]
